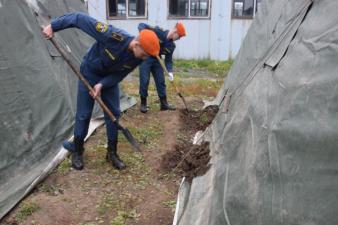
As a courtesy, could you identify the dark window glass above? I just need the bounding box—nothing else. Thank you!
[190,0,209,17]
[233,0,244,17]
[233,0,262,18]
[243,0,253,16]
[169,0,189,17]
[108,0,126,17]
[128,0,145,16]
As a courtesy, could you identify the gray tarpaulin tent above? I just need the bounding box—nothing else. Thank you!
[174,0,338,224]
[0,0,135,219]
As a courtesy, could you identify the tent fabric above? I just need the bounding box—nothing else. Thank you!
[176,0,338,224]
[0,0,136,219]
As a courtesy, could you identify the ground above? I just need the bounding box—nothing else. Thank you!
[1,60,230,225]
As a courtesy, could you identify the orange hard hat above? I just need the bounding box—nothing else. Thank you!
[139,29,160,57]
[176,22,186,37]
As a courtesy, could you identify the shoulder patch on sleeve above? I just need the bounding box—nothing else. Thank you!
[95,22,108,33]
[111,32,124,41]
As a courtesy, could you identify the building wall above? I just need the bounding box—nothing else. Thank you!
[87,0,253,60]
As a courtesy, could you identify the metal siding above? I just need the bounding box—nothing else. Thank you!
[88,0,252,60]
[210,0,231,60]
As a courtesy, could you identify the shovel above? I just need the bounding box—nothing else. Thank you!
[51,38,141,152]
[33,8,141,152]
[156,56,189,112]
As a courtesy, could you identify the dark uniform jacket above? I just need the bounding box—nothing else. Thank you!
[138,23,175,72]
[51,12,142,89]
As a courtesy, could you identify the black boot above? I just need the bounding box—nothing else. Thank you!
[71,137,84,170]
[106,140,126,170]
[140,96,148,113]
[160,96,176,111]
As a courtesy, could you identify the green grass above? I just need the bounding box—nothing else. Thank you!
[136,125,163,146]
[171,77,223,97]
[56,159,71,174]
[36,183,64,196]
[16,202,40,222]
[111,209,140,225]
[120,121,163,147]
[97,194,118,216]
[174,59,233,77]
[162,200,176,212]
[122,152,151,177]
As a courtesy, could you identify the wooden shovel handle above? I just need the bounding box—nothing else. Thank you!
[49,38,117,123]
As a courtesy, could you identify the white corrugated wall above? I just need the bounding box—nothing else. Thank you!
[87,0,252,60]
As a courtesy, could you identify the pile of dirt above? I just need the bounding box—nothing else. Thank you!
[161,141,211,182]
[160,105,219,182]
[180,105,219,136]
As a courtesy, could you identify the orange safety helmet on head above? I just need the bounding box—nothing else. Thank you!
[139,29,160,57]
[176,22,186,37]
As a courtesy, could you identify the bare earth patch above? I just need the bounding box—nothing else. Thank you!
[1,73,222,225]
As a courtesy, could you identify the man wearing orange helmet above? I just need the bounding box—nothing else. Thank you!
[138,22,186,113]
[42,12,159,170]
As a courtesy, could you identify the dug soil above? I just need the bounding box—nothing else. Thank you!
[1,68,222,225]
[160,105,218,182]
[179,105,219,136]
[1,98,218,225]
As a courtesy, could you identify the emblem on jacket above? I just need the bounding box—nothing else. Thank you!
[95,22,108,33]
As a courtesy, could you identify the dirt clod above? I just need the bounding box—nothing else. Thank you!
[179,105,219,136]
[161,141,211,182]
[160,105,219,182]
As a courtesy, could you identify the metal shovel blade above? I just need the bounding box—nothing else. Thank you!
[119,126,141,152]
[31,8,142,153]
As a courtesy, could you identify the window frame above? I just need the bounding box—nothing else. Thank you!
[106,0,148,20]
[231,0,260,20]
[167,0,212,20]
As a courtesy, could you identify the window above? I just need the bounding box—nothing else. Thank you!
[232,0,262,19]
[107,0,147,19]
[169,0,210,19]
[190,0,209,17]
[128,0,146,17]
[169,0,188,17]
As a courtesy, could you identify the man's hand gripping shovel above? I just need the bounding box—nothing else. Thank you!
[33,5,141,152]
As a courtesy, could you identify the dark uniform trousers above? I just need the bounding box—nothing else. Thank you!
[50,12,142,144]
[138,23,175,100]
[139,57,166,98]
[75,63,120,142]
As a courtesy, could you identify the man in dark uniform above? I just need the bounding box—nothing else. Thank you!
[138,22,186,113]
[42,12,159,170]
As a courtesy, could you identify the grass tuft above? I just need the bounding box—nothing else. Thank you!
[16,202,40,222]
[111,209,140,225]
[174,59,233,77]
